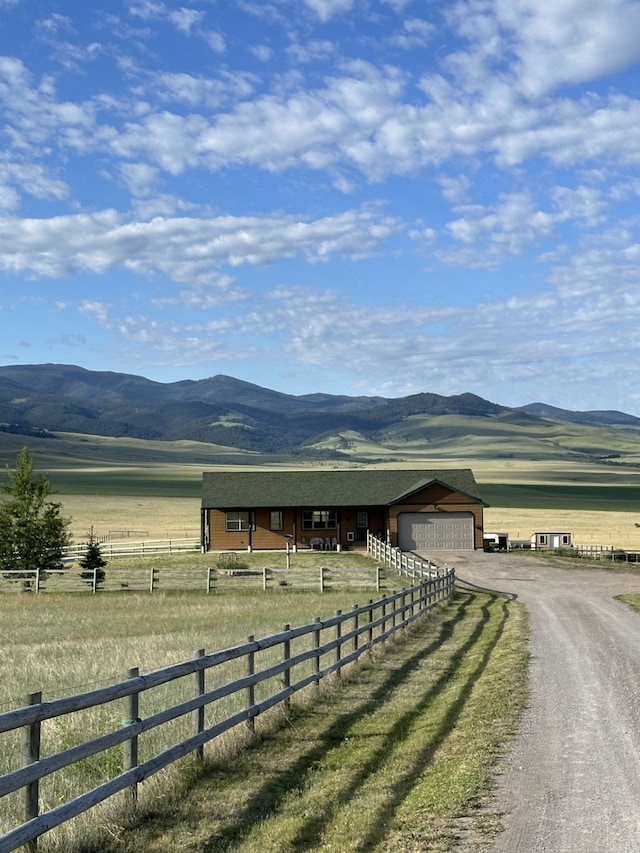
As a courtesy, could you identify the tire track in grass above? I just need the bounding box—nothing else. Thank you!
[192,593,478,852]
[77,591,524,853]
[266,592,505,853]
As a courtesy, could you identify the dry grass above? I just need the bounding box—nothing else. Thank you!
[0,588,387,849]
[61,493,200,541]
[485,507,640,548]
[73,589,529,853]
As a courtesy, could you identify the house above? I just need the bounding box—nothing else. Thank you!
[201,468,486,553]
[531,532,572,550]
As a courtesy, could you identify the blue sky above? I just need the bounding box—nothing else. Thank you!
[2,0,640,414]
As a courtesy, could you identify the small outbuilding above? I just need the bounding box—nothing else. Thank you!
[531,531,572,550]
[201,468,486,553]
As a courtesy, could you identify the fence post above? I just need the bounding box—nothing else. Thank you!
[352,605,359,655]
[283,625,291,709]
[376,565,381,592]
[262,566,267,591]
[320,565,325,593]
[206,567,212,594]
[335,611,342,678]
[246,636,255,733]
[22,690,42,853]
[193,650,205,762]
[313,618,321,687]
[123,667,140,805]
[367,599,374,650]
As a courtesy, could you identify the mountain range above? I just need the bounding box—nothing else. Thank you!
[0,363,639,461]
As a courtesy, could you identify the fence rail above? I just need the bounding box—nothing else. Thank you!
[367,534,441,577]
[63,537,201,562]
[0,569,455,852]
[0,564,388,595]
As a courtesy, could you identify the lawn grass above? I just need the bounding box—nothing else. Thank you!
[70,588,528,853]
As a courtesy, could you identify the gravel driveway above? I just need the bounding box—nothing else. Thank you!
[422,549,640,853]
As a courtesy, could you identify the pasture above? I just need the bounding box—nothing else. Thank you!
[1,435,634,849]
[44,455,640,550]
[0,587,397,849]
[2,426,640,546]
[0,587,528,853]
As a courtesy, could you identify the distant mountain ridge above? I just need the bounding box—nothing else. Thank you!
[0,363,638,457]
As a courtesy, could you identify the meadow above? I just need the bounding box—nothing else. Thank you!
[1,431,637,849]
[0,586,528,853]
[3,423,640,547]
[0,586,398,850]
[49,457,640,549]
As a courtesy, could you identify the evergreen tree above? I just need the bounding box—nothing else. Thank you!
[79,527,107,588]
[0,447,71,585]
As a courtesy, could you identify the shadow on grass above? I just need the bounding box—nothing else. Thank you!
[188,590,507,851]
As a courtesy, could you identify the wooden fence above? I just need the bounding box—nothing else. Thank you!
[367,534,441,577]
[62,537,200,562]
[0,564,388,595]
[0,569,455,852]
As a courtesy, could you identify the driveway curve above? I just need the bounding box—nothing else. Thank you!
[422,550,640,853]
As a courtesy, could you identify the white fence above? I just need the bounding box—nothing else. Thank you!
[63,537,200,562]
[367,534,442,578]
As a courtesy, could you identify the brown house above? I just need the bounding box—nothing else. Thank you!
[201,468,486,553]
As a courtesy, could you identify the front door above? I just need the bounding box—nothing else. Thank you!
[356,511,368,542]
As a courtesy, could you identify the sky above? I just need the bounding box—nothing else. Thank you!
[1,0,640,414]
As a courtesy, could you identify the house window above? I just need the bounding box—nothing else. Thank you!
[539,534,547,545]
[356,511,368,528]
[225,511,250,532]
[270,511,283,531]
[302,510,337,530]
[562,534,570,545]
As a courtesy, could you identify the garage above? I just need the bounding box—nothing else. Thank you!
[398,511,475,551]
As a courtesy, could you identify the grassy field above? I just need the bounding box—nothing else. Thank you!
[24,587,527,853]
[52,463,640,548]
[74,588,528,853]
[2,426,640,545]
[1,430,634,849]
[0,585,402,849]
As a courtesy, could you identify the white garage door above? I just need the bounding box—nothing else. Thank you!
[398,512,474,551]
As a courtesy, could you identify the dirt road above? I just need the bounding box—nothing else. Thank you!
[429,550,640,852]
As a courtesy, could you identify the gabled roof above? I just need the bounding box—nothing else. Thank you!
[201,468,486,508]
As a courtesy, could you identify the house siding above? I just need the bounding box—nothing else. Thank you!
[205,506,390,551]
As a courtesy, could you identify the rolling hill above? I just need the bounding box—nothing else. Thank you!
[0,363,639,468]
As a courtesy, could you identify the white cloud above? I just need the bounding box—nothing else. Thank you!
[389,18,436,50]
[0,206,400,283]
[440,191,591,268]
[287,40,336,64]
[302,0,354,22]
[168,8,205,35]
[249,44,274,62]
[495,0,640,97]
[203,30,226,53]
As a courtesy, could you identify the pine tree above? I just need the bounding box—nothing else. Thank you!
[0,447,71,587]
[79,527,107,589]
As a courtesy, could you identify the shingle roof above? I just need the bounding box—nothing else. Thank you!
[201,468,486,508]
